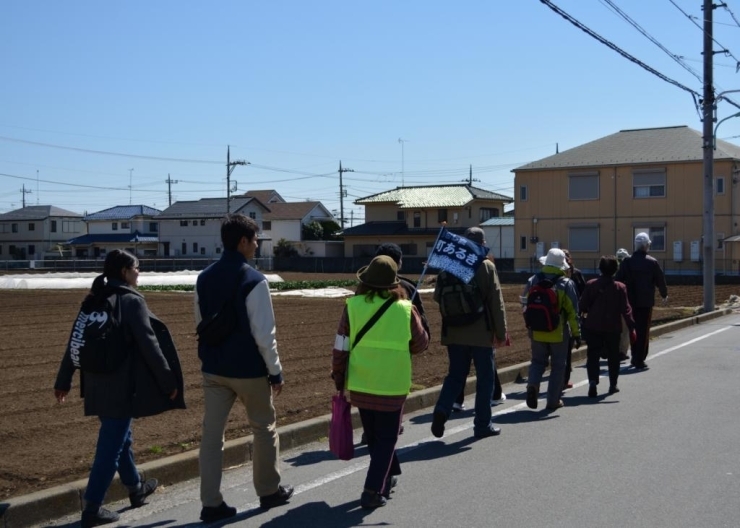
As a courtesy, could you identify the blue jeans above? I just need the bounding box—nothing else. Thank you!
[434,345,496,434]
[84,417,140,507]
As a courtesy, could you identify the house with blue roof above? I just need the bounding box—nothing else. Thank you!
[67,205,161,258]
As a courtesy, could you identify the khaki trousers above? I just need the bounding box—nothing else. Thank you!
[199,373,281,506]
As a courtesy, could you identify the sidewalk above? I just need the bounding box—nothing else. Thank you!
[1,308,730,528]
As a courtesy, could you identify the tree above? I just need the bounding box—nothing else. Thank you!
[273,238,299,258]
[302,221,324,241]
[319,220,341,240]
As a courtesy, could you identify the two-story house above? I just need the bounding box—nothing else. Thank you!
[260,201,341,257]
[157,197,270,257]
[67,205,161,258]
[513,125,740,274]
[343,184,513,258]
[0,205,83,260]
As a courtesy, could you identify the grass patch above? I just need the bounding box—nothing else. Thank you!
[148,445,164,454]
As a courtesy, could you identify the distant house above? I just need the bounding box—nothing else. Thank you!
[343,184,513,258]
[0,205,83,260]
[261,201,341,257]
[67,205,161,258]
[513,125,740,274]
[243,189,286,205]
[157,197,270,258]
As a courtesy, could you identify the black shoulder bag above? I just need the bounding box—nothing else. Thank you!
[196,266,248,346]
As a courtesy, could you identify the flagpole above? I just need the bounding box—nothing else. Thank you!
[411,222,447,302]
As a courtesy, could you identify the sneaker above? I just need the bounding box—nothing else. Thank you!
[588,385,598,398]
[399,423,405,435]
[129,477,158,508]
[526,385,538,409]
[545,399,564,410]
[260,484,294,509]
[382,475,399,499]
[361,490,387,509]
[451,402,465,412]
[81,507,119,528]
[608,385,620,394]
[619,353,630,362]
[431,410,447,438]
[474,425,501,438]
[200,501,237,522]
[491,392,507,405]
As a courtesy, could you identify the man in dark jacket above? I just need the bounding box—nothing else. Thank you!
[194,215,293,522]
[615,232,668,370]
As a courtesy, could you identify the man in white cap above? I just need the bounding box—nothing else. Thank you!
[521,248,581,411]
[615,233,668,370]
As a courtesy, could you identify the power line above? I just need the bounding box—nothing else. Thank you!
[720,1,740,28]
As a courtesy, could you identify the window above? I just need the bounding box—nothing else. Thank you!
[413,211,421,228]
[249,212,257,219]
[216,247,222,254]
[716,176,725,195]
[180,220,188,227]
[51,220,57,233]
[717,232,725,250]
[112,222,118,231]
[396,211,405,221]
[520,236,527,251]
[200,219,206,226]
[121,222,130,229]
[149,222,158,232]
[28,244,35,255]
[632,226,665,251]
[262,221,272,230]
[12,223,18,233]
[62,221,79,233]
[200,247,206,255]
[28,223,35,231]
[568,225,599,251]
[479,208,499,222]
[633,170,666,198]
[192,220,197,226]
[437,209,447,223]
[399,243,418,256]
[181,242,187,255]
[193,242,198,252]
[519,185,528,202]
[569,173,599,200]
[9,245,16,255]
[0,245,3,254]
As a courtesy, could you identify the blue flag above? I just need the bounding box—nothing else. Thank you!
[427,227,489,284]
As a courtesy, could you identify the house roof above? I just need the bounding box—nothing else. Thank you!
[67,231,158,245]
[84,205,161,221]
[263,201,330,221]
[481,217,514,227]
[158,197,269,219]
[355,184,513,208]
[243,190,285,204]
[0,205,82,221]
[515,125,740,172]
[341,221,471,237]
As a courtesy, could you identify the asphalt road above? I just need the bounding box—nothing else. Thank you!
[44,313,740,528]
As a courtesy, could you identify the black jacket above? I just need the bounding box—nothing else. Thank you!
[55,282,186,418]
[614,250,668,308]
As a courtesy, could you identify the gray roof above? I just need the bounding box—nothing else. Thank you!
[515,125,740,172]
[0,205,82,221]
[481,217,514,227]
[84,205,161,221]
[158,197,268,219]
[355,184,512,208]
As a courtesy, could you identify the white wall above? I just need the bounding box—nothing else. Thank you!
[482,225,515,259]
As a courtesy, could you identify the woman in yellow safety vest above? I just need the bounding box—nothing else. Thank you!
[331,255,429,509]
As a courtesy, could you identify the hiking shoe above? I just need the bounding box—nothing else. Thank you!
[526,385,538,409]
[491,392,507,405]
[382,475,399,499]
[608,385,620,394]
[451,402,465,412]
[588,385,597,398]
[129,477,158,508]
[619,353,630,362]
[260,485,294,509]
[200,501,237,522]
[360,490,387,509]
[546,400,564,410]
[81,507,119,528]
[431,410,447,438]
[474,425,501,439]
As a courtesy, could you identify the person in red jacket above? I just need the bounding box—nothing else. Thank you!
[580,255,636,397]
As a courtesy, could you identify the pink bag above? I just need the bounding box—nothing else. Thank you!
[329,392,354,460]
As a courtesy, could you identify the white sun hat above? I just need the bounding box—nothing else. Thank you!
[539,248,569,270]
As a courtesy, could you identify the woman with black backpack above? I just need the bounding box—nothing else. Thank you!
[53,249,185,527]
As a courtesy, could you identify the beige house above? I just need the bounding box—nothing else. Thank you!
[513,125,740,275]
[344,184,513,258]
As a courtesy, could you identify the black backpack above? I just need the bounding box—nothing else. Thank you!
[66,292,127,373]
[524,274,561,332]
[437,271,486,327]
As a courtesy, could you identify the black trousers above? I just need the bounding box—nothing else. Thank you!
[586,330,622,387]
[358,407,403,495]
[631,306,653,366]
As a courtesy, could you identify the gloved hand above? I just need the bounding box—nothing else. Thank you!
[630,329,637,344]
[573,336,582,349]
[662,296,669,305]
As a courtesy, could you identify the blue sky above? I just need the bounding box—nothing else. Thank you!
[2,0,740,223]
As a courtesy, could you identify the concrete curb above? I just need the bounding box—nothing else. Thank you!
[2,307,733,527]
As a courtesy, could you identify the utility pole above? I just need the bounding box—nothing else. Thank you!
[20,184,32,208]
[702,0,716,313]
[129,168,134,205]
[398,138,407,186]
[226,145,249,214]
[166,174,179,206]
[338,161,353,229]
[462,164,480,185]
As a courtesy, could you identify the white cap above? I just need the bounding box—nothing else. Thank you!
[635,232,651,248]
[539,248,569,270]
[616,248,630,260]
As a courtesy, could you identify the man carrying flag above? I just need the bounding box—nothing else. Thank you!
[429,226,509,439]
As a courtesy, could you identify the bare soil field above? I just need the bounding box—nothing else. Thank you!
[0,273,735,500]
